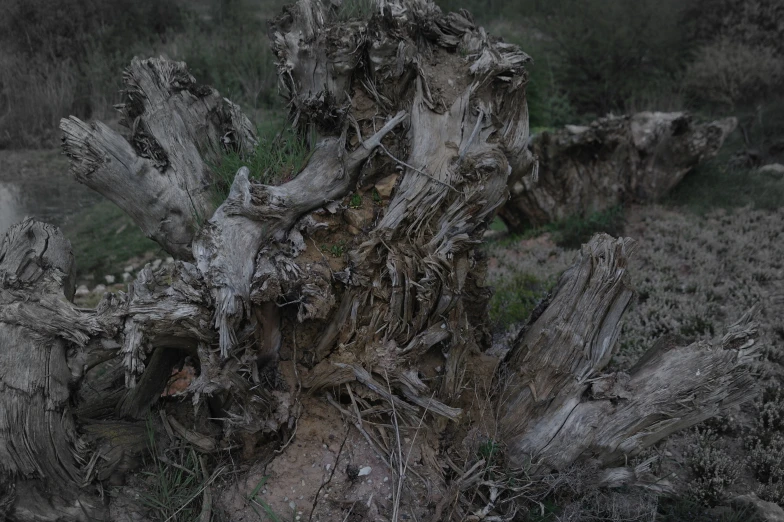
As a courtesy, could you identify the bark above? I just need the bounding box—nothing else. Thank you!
[501,111,738,231]
[0,1,760,520]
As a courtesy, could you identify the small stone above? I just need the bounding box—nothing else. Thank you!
[93,284,107,294]
[165,257,174,264]
[124,265,135,273]
[326,464,331,471]
[75,285,90,297]
[374,174,398,198]
[358,466,372,477]
[343,206,373,230]
[758,163,784,180]
[383,476,389,483]
[122,272,132,282]
[104,275,116,284]
[289,501,297,510]
[152,259,162,269]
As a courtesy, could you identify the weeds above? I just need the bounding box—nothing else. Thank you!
[489,272,552,332]
[247,476,286,522]
[210,120,311,206]
[139,416,208,522]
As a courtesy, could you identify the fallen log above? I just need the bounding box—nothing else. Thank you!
[501,112,738,232]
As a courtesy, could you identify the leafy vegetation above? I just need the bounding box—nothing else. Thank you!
[488,272,551,331]
[210,118,312,205]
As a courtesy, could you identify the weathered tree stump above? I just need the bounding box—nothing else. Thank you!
[0,1,759,520]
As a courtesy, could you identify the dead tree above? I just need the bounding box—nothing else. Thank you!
[501,112,738,232]
[0,1,758,520]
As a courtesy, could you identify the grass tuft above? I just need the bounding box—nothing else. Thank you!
[489,272,552,332]
[209,120,311,207]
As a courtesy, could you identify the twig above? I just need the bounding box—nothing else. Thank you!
[383,370,405,522]
[309,427,349,521]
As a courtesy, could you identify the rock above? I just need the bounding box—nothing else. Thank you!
[104,275,116,284]
[732,493,784,521]
[93,284,107,294]
[152,259,162,269]
[122,272,132,282]
[344,206,373,231]
[74,285,90,297]
[374,174,398,198]
[759,163,784,180]
[358,466,372,477]
[165,257,174,264]
[124,265,135,273]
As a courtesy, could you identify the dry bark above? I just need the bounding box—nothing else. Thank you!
[0,1,760,520]
[501,111,739,231]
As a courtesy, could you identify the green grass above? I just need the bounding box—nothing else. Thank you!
[656,496,759,522]
[496,206,625,250]
[139,416,209,522]
[210,119,312,206]
[63,201,160,282]
[247,476,287,521]
[665,158,784,214]
[489,272,552,331]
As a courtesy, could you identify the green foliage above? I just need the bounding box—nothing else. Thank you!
[665,155,784,214]
[684,39,784,110]
[62,201,159,281]
[657,496,757,522]
[349,193,362,208]
[321,240,347,258]
[174,0,282,116]
[210,119,311,205]
[489,272,550,331]
[520,206,626,250]
[140,417,208,522]
[247,476,285,521]
[332,0,376,21]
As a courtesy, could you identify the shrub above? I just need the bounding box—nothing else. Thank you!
[684,39,784,109]
[687,427,740,506]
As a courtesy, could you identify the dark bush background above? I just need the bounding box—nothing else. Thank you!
[1,0,782,159]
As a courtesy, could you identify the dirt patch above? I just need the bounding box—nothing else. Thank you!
[216,395,400,521]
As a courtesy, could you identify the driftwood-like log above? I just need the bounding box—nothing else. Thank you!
[499,235,758,480]
[501,112,738,231]
[0,1,761,520]
[61,57,258,259]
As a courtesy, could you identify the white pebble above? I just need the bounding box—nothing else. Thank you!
[289,501,296,510]
[358,466,372,477]
[104,274,115,284]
